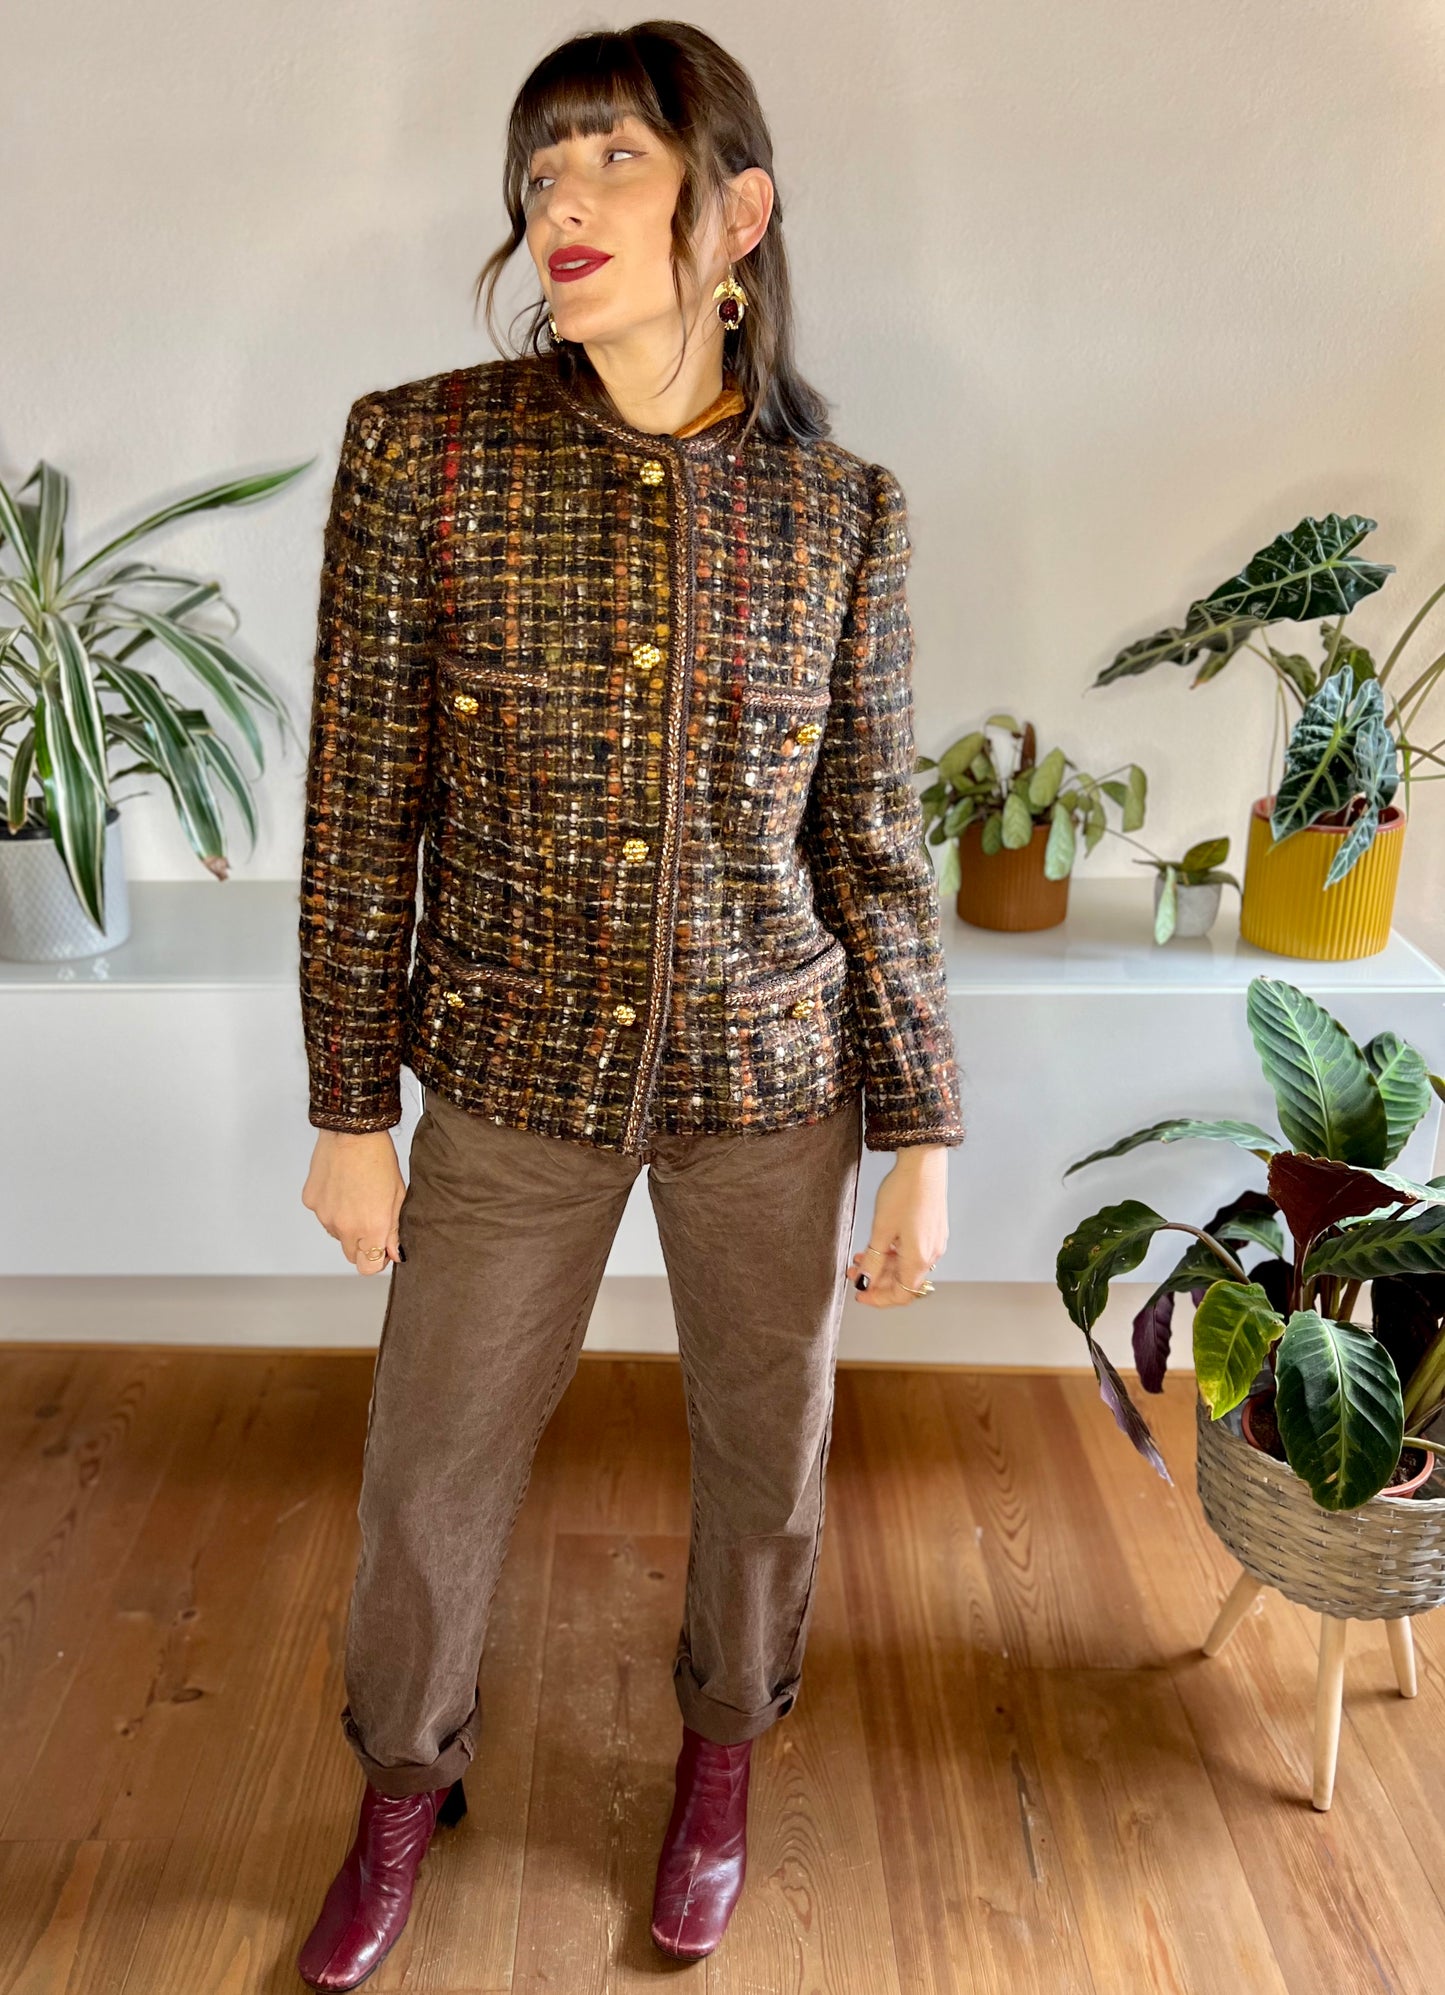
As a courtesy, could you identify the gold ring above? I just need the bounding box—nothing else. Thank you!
[899,1280,935,1297]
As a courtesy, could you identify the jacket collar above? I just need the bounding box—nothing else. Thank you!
[540,356,749,457]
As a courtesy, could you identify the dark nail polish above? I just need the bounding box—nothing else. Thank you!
[855,1272,869,1290]
[396,1245,407,1262]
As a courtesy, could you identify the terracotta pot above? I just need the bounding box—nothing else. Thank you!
[1239,795,1405,961]
[955,820,1069,932]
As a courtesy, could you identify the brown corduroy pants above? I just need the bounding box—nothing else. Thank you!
[339,1083,865,1797]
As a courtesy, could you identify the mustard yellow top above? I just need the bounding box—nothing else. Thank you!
[672,374,748,437]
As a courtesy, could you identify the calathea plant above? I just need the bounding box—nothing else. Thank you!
[0,452,307,927]
[1056,975,1445,1510]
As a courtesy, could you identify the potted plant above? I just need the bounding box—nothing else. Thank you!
[1239,664,1402,957]
[918,714,1147,932]
[1128,835,1239,943]
[1056,972,1445,1812]
[0,450,307,961]
[1090,512,1445,958]
[1055,974,1445,1510]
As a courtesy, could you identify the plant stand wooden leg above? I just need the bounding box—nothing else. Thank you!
[1202,1570,1265,1656]
[1386,1615,1417,1698]
[1312,1615,1349,1812]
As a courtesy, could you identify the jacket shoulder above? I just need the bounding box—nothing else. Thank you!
[341,356,538,436]
[790,435,902,520]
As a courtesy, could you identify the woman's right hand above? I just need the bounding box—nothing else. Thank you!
[301,1129,408,1274]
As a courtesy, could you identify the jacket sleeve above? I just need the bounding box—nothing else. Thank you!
[799,462,965,1153]
[298,391,435,1133]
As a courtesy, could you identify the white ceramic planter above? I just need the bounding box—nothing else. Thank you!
[1154,873,1223,940]
[0,805,131,960]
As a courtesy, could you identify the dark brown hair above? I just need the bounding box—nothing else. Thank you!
[471,20,832,446]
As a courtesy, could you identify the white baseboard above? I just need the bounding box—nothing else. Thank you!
[0,1275,1151,1371]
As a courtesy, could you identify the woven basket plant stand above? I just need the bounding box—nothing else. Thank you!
[1194,1396,1445,1812]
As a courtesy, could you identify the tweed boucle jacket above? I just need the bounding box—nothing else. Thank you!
[298,353,965,1154]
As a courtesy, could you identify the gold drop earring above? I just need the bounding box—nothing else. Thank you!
[547,307,565,341]
[712,266,747,329]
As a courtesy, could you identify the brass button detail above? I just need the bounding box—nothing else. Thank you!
[452,692,479,715]
[790,996,816,1018]
[622,837,649,862]
[613,1001,637,1026]
[639,458,666,484]
[631,641,662,668]
[795,720,823,744]
[443,990,466,1009]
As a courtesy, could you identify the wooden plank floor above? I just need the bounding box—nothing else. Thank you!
[0,1347,1441,1994]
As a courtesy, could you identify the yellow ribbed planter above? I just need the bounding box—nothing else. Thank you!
[1239,795,1405,960]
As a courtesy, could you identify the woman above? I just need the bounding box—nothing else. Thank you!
[294,21,964,1990]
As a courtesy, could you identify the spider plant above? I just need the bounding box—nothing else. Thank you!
[0,450,309,928]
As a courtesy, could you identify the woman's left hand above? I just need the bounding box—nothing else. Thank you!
[847,1146,949,1307]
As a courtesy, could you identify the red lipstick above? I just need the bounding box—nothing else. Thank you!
[548,245,613,283]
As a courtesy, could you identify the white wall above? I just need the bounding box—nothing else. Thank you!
[4,0,1442,951]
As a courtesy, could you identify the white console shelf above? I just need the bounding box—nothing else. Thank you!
[3,878,1443,1288]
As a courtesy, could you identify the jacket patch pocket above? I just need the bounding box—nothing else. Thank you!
[434,647,548,805]
[730,681,832,843]
[724,932,861,1122]
[404,925,547,1084]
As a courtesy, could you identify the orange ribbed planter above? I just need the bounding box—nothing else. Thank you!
[955,820,1070,931]
[1239,795,1405,960]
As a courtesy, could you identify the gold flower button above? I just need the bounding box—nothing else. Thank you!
[622,837,649,862]
[613,1001,637,1026]
[790,996,815,1018]
[453,692,479,715]
[631,641,662,668]
[639,458,666,484]
[795,720,823,744]
[443,990,466,1009]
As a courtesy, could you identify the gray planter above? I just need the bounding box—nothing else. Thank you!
[0,806,131,961]
[1154,873,1223,940]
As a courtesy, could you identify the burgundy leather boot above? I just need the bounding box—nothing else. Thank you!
[650,1725,754,1959]
[296,1776,467,1991]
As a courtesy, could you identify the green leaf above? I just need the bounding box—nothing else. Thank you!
[1094,613,1262,687]
[985,712,1021,732]
[1056,1200,1172,1334]
[1303,1202,1445,1282]
[1245,976,1389,1167]
[32,689,108,928]
[1027,746,1066,810]
[1153,864,1177,944]
[1193,1280,1286,1418]
[939,731,987,786]
[58,460,313,594]
[1199,513,1394,631]
[1274,1309,1404,1510]
[1362,1032,1433,1165]
[116,608,269,769]
[1043,800,1075,880]
[1179,836,1230,875]
[980,811,1004,856]
[43,612,109,797]
[1001,790,1034,848]
[1064,1117,1280,1175]
[1122,764,1147,832]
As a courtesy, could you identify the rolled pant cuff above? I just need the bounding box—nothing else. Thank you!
[672,1653,799,1745]
[340,1703,477,1798]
